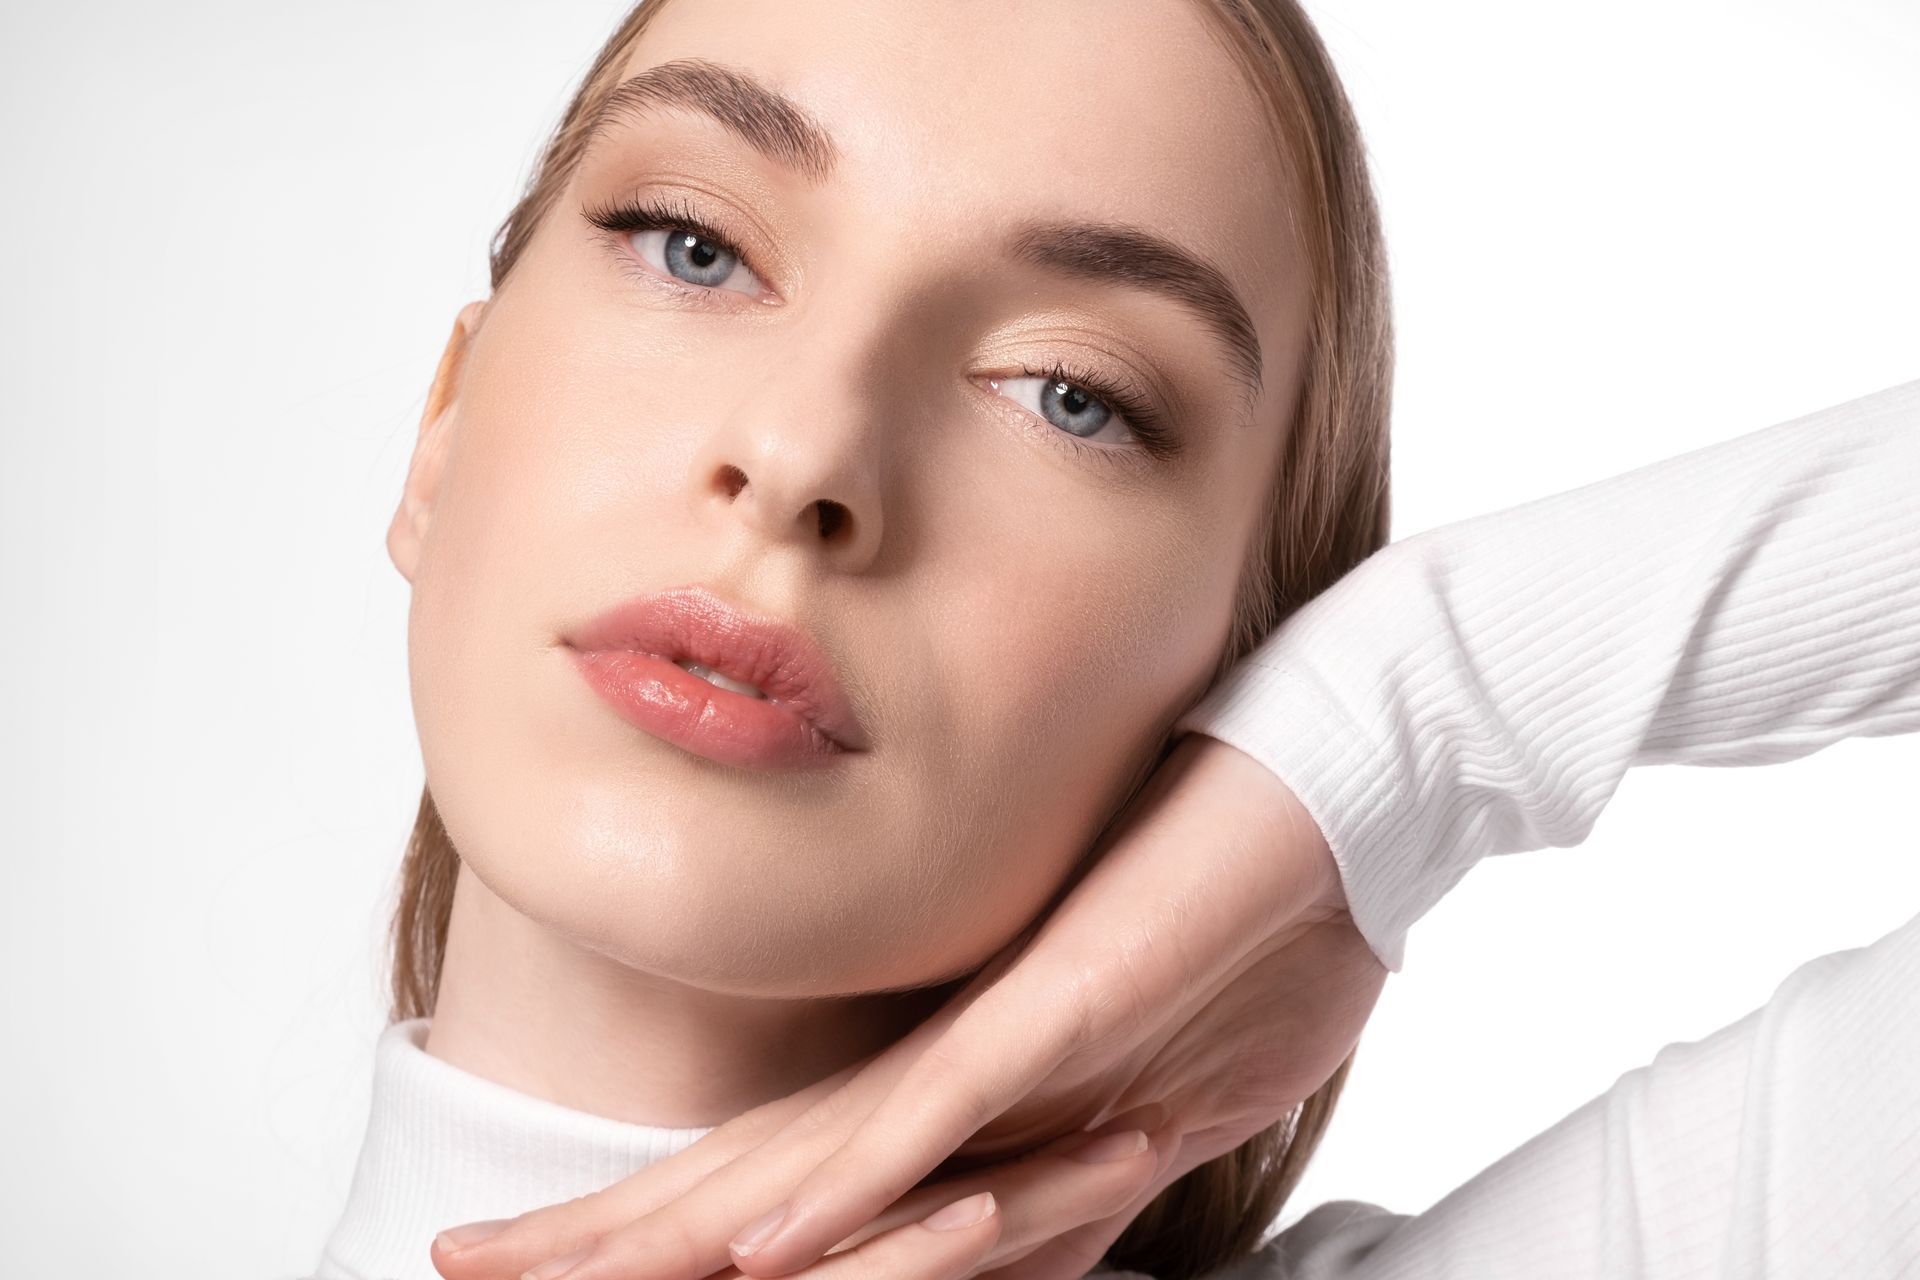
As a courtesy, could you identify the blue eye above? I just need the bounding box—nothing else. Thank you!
[630,226,762,294]
[584,194,1183,462]
[585,194,767,297]
[985,362,1181,461]
[992,373,1127,445]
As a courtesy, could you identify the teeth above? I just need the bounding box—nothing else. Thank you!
[673,659,768,700]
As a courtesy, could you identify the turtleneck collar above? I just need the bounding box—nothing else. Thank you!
[315,1019,1152,1280]
[315,1019,718,1280]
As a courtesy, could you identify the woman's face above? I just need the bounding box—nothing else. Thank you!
[390,0,1310,996]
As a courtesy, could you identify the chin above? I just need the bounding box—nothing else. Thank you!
[625,885,1022,998]
[466,819,1035,1001]
[415,637,1082,1001]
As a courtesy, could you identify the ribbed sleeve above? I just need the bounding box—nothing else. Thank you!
[1205,895,1920,1277]
[1175,378,1920,974]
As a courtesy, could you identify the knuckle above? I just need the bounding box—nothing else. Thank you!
[1047,1229,1114,1275]
[1055,968,1133,1066]
[489,1201,586,1257]
[803,1080,865,1131]
[600,1211,705,1278]
[782,1157,899,1243]
[1090,1160,1157,1216]
[905,1041,1002,1135]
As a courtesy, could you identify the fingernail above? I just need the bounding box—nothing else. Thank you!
[521,1246,590,1280]
[436,1219,509,1251]
[921,1190,996,1231]
[1105,1101,1173,1135]
[1069,1128,1150,1163]
[730,1201,790,1256]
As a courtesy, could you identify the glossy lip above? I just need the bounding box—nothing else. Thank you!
[560,585,869,769]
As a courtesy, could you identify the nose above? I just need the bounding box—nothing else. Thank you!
[689,344,888,574]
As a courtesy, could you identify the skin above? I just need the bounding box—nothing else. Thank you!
[433,735,1382,1280]
[386,0,1376,1274]
[397,0,1405,1274]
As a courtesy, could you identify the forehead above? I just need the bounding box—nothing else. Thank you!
[618,0,1307,376]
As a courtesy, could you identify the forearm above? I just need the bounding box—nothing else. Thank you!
[1177,379,1920,972]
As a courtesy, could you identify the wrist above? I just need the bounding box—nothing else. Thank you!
[1189,732,1348,922]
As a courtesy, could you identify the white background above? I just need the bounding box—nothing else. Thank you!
[1,1,1915,1275]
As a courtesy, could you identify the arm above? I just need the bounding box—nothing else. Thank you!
[442,389,1916,1280]
[1198,883,1920,1278]
[1176,378,1920,973]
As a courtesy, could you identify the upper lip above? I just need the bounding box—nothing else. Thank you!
[563,585,869,751]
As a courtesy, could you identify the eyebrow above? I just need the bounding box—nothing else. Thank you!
[1003,219,1264,405]
[588,57,842,183]
[586,57,1264,405]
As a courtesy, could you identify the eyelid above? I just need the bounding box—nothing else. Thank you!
[984,376,1140,472]
[1015,361,1182,461]
[583,190,1184,463]
[978,363,1181,469]
[583,190,780,304]
[993,369,1137,445]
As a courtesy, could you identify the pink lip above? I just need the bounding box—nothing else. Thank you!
[561,585,868,769]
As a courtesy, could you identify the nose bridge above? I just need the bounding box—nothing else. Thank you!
[690,309,892,565]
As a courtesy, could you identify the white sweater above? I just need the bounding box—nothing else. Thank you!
[1176,376,1920,977]
[320,379,1920,1279]
[315,1021,1162,1280]
[1168,377,1920,1276]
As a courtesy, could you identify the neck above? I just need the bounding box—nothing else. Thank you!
[423,865,953,1126]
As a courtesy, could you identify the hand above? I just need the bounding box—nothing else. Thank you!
[431,733,1389,1280]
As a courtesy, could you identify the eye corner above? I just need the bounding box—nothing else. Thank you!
[584,190,780,303]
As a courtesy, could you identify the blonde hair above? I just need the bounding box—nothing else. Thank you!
[391,2,1392,1275]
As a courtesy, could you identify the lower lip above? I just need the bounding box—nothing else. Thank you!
[568,647,852,770]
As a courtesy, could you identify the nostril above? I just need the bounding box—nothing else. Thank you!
[816,500,848,539]
[716,464,749,499]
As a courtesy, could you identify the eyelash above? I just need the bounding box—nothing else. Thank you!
[581,192,1183,467]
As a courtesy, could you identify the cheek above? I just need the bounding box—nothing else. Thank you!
[400,242,1255,996]
[950,494,1233,747]
[402,293,702,941]
[408,276,715,678]
[893,496,1237,966]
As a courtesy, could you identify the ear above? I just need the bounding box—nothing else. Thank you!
[388,300,487,584]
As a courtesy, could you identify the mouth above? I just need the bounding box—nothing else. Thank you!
[560,585,869,769]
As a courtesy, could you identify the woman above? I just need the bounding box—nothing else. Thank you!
[319,0,1393,1277]
[414,382,1920,1280]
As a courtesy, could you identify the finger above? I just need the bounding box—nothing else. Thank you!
[430,1056,871,1280]
[786,1189,1004,1280]
[793,1125,1155,1280]
[722,850,1218,1278]
[711,740,1290,1276]
[434,1110,855,1280]
[937,1116,1173,1279]
[437,1000,978,1280]
[975,1127,1186,1280]
[556,1105,1159,1280]
[976,1183,1151,1280]
[808,1105,1175,1264]
[461,734,1284,1279]
[722,958,1106,1276]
